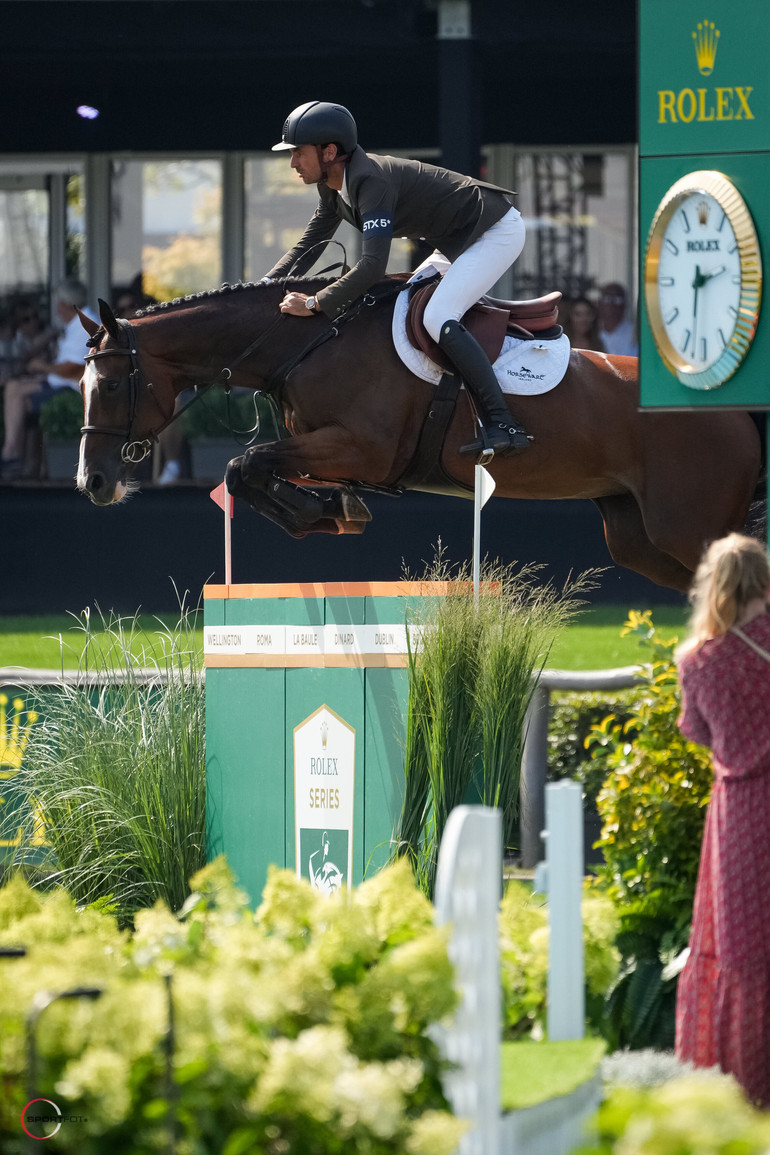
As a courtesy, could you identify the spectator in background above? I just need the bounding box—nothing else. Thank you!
[561,296,606,352]
[1,278,96,480]
[598,282,638,356]
[675,533,770,1106]
[12,304,52,370]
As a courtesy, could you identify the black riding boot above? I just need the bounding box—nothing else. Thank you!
[438,319,531,457]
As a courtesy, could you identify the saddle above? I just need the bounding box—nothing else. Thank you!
[405,281,562,372]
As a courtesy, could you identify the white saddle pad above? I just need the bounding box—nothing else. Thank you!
[391,283,571,396]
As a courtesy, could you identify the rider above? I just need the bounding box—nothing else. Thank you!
[262,101,530,458]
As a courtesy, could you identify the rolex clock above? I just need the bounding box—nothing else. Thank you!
[644,171,762,389]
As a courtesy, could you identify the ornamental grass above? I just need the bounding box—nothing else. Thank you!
[6,604,205,924]
[394,551,597,894]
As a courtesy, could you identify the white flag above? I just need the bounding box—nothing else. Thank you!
[475,464,496,508]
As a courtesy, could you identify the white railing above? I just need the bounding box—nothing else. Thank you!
[520,666,642,868]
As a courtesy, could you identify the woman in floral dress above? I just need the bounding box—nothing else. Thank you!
[675,532,770,1105]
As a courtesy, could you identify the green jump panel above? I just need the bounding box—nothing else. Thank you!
[203,581,445,902]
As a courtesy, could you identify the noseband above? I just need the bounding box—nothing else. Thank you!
[82,318,171,464]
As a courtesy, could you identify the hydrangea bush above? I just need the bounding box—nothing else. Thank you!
[498,880,620,1039]
[0,858,465,1155]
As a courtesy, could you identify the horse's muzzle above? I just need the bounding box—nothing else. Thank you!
[78,467,130,505]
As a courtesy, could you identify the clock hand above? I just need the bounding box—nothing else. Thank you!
[692,264,700,355]
[702,264,727,283]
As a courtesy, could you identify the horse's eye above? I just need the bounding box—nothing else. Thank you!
[102,379,120,394]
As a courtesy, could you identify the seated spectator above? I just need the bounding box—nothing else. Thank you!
[1,279,96,480]
[598,282,639,356]
[561,296,606,352]
[12,304,52,371]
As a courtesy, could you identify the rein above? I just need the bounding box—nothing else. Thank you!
[82,278,412,463]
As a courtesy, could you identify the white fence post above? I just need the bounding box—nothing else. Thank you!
[434,805,502,1155]
[543,781,585,1041]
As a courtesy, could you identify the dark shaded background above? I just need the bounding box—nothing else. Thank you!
[0,1,635,154]
[1,485,683,617]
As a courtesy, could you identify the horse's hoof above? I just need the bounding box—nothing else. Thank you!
[226,457,245,488]
[334,519,368,535]
[339,489,372,522]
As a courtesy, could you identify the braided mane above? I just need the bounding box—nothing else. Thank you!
[135,277,340,318]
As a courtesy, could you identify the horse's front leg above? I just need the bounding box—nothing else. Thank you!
[227,430,376,536]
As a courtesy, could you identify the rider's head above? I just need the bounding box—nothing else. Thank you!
[272,102,357,183]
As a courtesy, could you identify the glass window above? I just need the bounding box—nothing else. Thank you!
[66,173,86,282]
[112,159,222,303]
[511,150,634,302]
[0,180,48,299]
[244,155,413,282]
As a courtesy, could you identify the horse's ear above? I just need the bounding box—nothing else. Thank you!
[76,307,100,339]
[98,298,121,340]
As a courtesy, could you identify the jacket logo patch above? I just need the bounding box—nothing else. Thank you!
[362,216,394,234]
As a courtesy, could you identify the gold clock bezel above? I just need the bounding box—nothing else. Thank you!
[644,170,762,390]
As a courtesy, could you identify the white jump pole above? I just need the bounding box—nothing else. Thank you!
[473,464,496,603]
[224,475,232,585]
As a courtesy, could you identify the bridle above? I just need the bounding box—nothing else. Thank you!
[82,317,172,464]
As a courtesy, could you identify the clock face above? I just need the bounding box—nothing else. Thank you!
[645,172,762,390]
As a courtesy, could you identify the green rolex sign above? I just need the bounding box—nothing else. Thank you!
[640,2,769,156]
[639,1,770,409]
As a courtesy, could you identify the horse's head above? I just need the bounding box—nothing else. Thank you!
[77,299,174,505]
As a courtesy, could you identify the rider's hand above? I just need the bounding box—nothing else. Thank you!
[279,292,314,316]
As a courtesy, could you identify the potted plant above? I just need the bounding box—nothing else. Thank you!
[180,387,280,480]
[39,387,83,480]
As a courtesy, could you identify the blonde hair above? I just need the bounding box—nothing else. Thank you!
[679,533,770,656]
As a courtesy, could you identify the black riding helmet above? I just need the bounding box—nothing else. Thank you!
[272,101,358,155]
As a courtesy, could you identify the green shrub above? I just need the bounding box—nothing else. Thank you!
[499,879,620,1040]
[0,858,464,1154]
[180,387,281,442]
[7,607,206,925]
[547,690,637,805]
[38,387,83,439]
[577,1073,770,1154]
[588,610,712,1050]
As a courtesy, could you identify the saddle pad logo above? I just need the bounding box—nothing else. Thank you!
[505,364,547,382]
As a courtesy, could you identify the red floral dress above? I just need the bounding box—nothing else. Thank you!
[675,612,770,1105]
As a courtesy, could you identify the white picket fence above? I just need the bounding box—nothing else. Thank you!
[435,793,601,1155]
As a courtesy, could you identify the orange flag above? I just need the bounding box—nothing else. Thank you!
[210,482,234,516]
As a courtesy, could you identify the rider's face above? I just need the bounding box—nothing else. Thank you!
[290,145,322,184]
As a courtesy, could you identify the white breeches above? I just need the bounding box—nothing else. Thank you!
[414,206,526,343]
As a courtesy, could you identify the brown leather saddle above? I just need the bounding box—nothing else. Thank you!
[405,281,562,372]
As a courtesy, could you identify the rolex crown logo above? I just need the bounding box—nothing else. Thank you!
[692,20,720,76]
[320,720,328,749]
[697,200,709,226]
[0,694,39,775]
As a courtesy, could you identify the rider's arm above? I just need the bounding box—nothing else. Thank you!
[264,201,341,281]
[314,176,397,318]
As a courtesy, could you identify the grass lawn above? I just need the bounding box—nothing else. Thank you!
[501,1037,606,1111]
[0,604,688,672]
[0,613,195,672]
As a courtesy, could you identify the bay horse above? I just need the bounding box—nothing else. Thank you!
[76,278,762,593]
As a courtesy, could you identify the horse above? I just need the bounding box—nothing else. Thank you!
[76,278,763,594]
